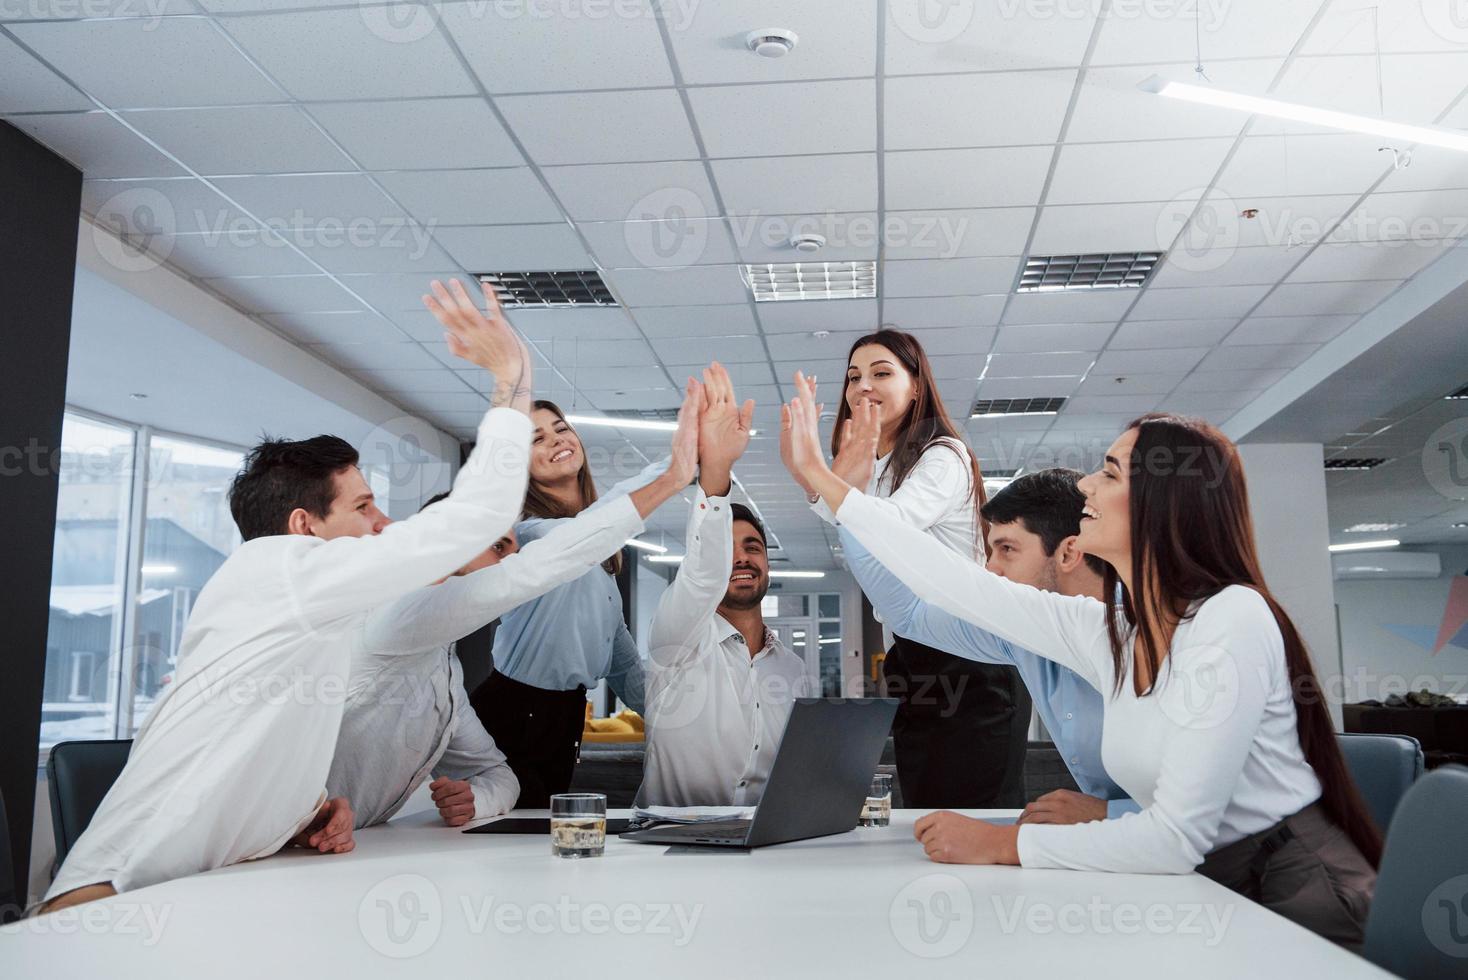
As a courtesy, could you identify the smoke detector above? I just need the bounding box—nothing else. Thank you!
[746,28,798,58]
[791,232,825,253]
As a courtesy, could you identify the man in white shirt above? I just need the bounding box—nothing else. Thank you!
[329,382,700,827]
[41,279,531,913]
[637,364,814,808]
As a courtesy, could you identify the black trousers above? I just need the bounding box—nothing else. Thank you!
[882,635,1031,808]
[469,671,587,809]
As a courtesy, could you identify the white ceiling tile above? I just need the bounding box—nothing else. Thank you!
[157,230,321,278]
[1089,0,1319,65]
[975,377,1080,400]
[1222,315,1356,347]
[1062,393,1164,416]
[570,365,672,390]
[5,111,184,178]
[993,322,1114,353]
[1031,201,1185,255]
[1375,142,1468,193]
[583,218,740,269]
[308,342,444,371]
[221,9,477,100]
[710,154,877,214]
[772,357,851,385]
[1002,289,1136,324]
[882,295,1006,330]
[690,80,876,158]
[196,0,363,11]
[334,271,465,311]
[883,208,1035,260]
[440,0,673,91]
[765,331,859,362]
[1196,343,1319,371]
[606,264,748,306]
[1261,53,1468,136]
[308,98,523,170]
[728,212,880,263]
[884,70,1076,149]
[82,176,252,234]
[1285,240,1457,283]
[757,298,880,334]
[1165,390,1259,413]
[585,388,682,411]
[1107,318,1238,349]
[1046,138,1234,206]
[122,105,354,175]
[387,309,463,342]
[986,351,1096,378]
[376,168,563,224]
[498,89,699,165]
[668,1,877,85]
[1067,59,1282,142]
[391,391,492,415]
[296,236,459,275]
[1128,284,1269,319]
[1253,279,1403,317]
[884,0,1095,73]
[1148,245,1303,289]
[885,146,1054,210]
[9,19,281,108]
[1093,347,1208,374]
[664,361,775,387]
[1076,372,1186,396]
[202,274,366,313]
[506,307,645,342]
[350,367,472,392]
[0,34,92,112]
[928,352,989,379]
[548,336,658,368]
[1210,193,1366,248]
[434,223,591,270]
[650,334,765,364]
[882,256,1021,298]
[631,304,758,337]
[1347,188,1468,242]
[1216,133,1393,199]
[207,173,408,228]
[542,160,719,221]
[261,310,408,345]
[911,326,996,356]
[1174,369,1289,391]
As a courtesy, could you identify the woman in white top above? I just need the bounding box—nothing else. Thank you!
[785,384,1379,948]
[781,329,1031,809]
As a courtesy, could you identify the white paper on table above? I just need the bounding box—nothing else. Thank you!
[633,805,756,825]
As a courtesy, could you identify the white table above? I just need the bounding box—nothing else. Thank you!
[1,807,1390,977]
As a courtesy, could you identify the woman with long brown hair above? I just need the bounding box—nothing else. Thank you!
[781,329,1031,810]
[785,391,1378,948]
[470,398,666,806]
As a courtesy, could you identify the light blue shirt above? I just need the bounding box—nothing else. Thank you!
[842,528,1139,817]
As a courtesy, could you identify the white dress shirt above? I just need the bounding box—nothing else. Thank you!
[636,489,813,807]
[46,408,531,900]
[330,493,646,825]
[837,489,1324,875]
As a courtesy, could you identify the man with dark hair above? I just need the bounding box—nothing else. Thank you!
[843,468,1139,828]
[636,366,813,807]
[43,279,533,913]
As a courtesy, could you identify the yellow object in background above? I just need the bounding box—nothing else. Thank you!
[582,706,645,743]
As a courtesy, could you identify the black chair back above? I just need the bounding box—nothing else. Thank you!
[47,739,133,868]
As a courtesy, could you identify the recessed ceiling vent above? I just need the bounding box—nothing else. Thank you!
[476,271,615,307]
[1447,383,1468,399]
[970,397,1067,418]
[603,407,681,423]
[1324,458,1389,471]
[741,261,876,302]
[1018,252,1161,292]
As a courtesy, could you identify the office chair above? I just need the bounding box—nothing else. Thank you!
[1361,765,1468,978]
[46,739,133,868]
[1339,732,1424,834]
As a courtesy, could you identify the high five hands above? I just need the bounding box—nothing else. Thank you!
[697,361,755,497]
[422,278,533,414]
[780,371,858,513]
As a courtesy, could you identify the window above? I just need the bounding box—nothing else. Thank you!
[41,414,135,749]
[39,412,247,755]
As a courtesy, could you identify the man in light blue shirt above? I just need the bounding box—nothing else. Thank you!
[845,468,1138,823]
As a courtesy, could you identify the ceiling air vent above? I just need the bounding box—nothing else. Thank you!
[476,271,615,308]
[1018,252,1161,292]
[1324,458,1389,471]
[603,407,681,423]
[1447,383,1468,400]
[971,397,1067,418]
[741,261,877,302]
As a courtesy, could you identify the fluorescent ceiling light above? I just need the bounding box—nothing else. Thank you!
[742,262,877,302]
[566,414,676,432]
[647,554,683,563]
[1328,539,1400,553]
[1140,75,1468,153]
[624,538,667,553]
[142,564,177,575]
[1343,522,1405,533]
[972,410,1058,419]
[769,570,825,579]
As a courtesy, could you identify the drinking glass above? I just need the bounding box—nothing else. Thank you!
[860,773,892,827]
[550,793,607,858]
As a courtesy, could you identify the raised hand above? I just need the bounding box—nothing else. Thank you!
[831,396,880,490]
[786,371,830,488]
[779,373,821,496]
[697,361,755,496]
[667,376,702,488]
[423,278,532,412]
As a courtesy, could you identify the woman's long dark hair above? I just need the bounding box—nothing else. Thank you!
[833,330,988,549]
[1103,412,1381,866]
[522,399,620,575]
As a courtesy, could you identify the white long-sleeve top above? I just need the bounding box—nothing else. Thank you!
[329,493,646,825]
[837,489,1323,875]
[636,489,813,807]
[46,408,531,900]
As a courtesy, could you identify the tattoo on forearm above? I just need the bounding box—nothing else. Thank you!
[490,366,531,407]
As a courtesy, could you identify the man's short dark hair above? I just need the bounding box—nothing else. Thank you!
[980,468,1107,576]
[229,435,359,541]
[730,503,766,547]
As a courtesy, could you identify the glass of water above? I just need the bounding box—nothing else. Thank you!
[550,793,607,858]
[860,773,892,827]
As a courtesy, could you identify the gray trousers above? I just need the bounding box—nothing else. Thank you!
[1197,802,1376,949]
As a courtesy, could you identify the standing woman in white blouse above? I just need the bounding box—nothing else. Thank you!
[785,387,1380,947]
[782,329,1031,809]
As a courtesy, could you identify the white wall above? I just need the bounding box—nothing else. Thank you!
[1334,544,1468,703]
